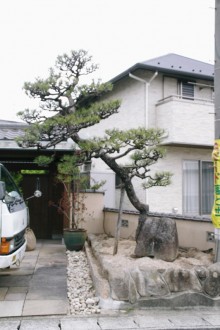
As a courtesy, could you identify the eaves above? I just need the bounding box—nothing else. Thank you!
[110,63,214,84]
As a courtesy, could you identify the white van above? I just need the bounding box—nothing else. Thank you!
[0,163,41,269]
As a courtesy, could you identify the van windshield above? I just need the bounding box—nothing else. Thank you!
[0,165,21,199]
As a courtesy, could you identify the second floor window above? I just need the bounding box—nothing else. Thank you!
[179,81,194,100]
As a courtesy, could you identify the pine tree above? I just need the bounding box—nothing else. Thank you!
[18,49,171,231]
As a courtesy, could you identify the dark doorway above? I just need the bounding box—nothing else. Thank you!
[22,173,63,239]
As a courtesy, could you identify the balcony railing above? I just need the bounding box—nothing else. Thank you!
[157,95,214,106]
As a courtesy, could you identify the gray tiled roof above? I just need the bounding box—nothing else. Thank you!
[0,120,27,140]
[111,53,214,83]
[142,53,214,77]
[0,119,75,150]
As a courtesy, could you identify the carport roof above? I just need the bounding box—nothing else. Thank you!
[0,120,27,140]
[0,119,75,151]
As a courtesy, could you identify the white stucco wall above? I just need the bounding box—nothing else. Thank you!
[114,146,213,213]
[80,75,145,141]
[147,146,213,214]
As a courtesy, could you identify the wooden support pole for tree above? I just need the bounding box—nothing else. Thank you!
[113,185,125,255]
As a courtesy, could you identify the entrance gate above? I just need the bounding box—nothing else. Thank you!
[22,173,63,239]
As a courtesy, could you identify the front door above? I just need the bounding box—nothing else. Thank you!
[22,174,63,239]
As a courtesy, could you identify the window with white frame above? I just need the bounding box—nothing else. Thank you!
[183,160,214,215]
[179,81,194,99]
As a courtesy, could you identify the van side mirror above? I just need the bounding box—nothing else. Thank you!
[0,181,6,200]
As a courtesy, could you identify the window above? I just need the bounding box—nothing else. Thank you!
[179,81,194,100]
[183,160,214,215]
[0,165,21,198]
[0,165,26,212]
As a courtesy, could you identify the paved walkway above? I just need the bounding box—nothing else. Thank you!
[1,309,220,329]
[0,240,68,318]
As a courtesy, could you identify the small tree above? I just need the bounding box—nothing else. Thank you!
[56,154,88,230]
[18,50,171,244]
[36,154,88,230]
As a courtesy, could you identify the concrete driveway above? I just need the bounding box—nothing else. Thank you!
[0,240,68,317]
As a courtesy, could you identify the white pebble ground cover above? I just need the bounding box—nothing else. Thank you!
[66,250,101,315]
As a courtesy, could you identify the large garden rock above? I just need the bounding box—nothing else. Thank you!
[135,217,178,261]
[129,267,169,297]
[164,268,202,292]
[202,263,220,297]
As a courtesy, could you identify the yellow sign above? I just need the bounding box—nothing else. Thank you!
[212,139,220,228]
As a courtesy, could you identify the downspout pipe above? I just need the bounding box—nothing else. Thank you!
[128,71,158,130]
[129,71,158,207]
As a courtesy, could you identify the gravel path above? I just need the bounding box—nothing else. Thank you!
[66,250,101,315]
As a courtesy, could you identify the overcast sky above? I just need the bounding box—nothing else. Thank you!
[0,0,215,121]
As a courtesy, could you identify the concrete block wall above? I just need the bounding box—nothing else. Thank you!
[103,208,215,251]
[82,192,215,251]
[78,191,105,234]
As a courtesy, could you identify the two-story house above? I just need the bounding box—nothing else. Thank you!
[86,53,215,216]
